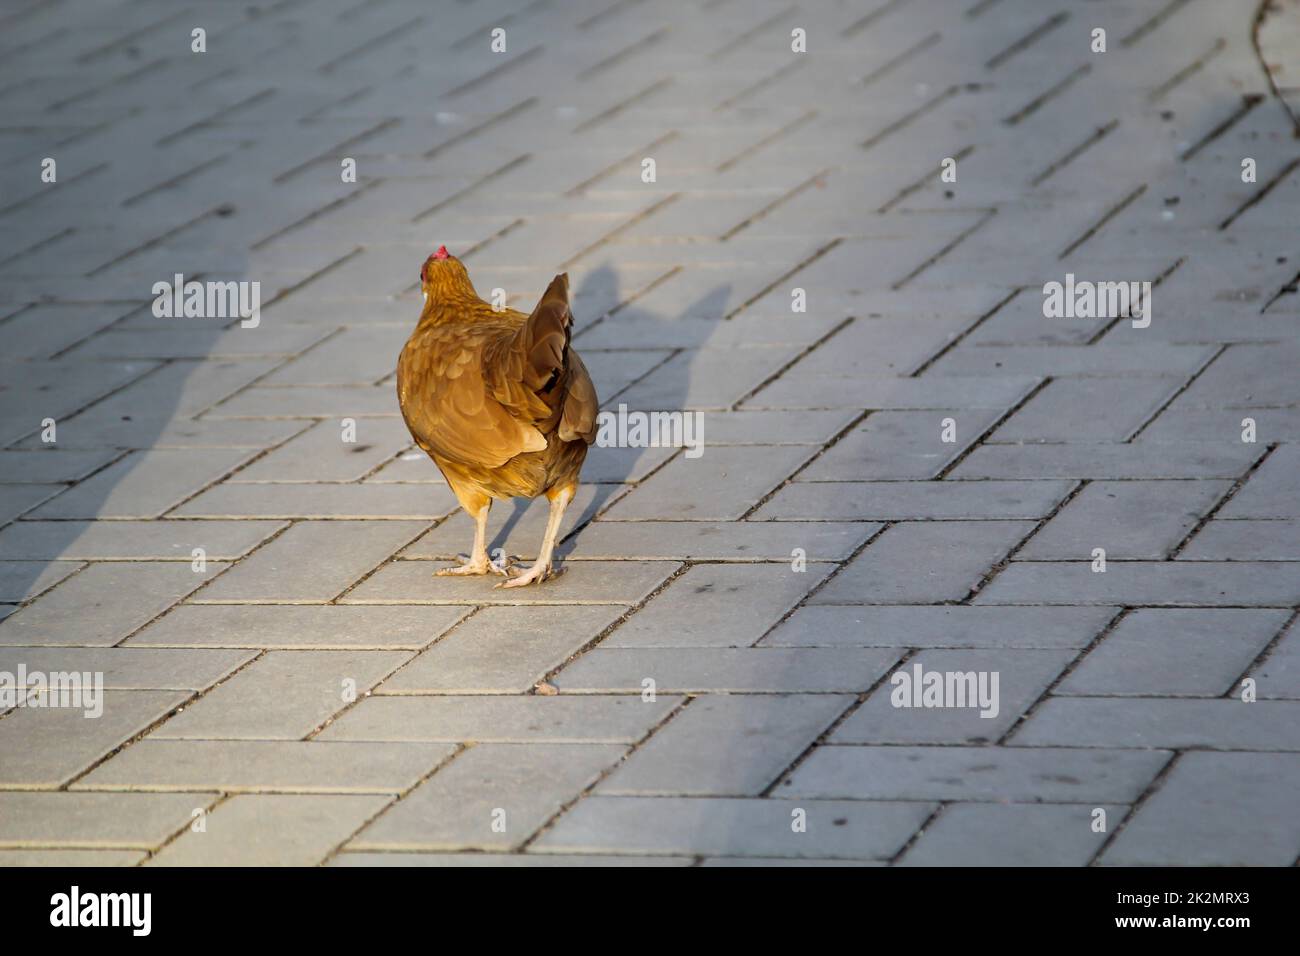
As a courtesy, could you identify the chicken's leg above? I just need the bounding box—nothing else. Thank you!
[436,492,507,576]
[497,482,574,588]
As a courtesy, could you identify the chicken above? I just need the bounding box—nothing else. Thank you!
[396,246,598,587]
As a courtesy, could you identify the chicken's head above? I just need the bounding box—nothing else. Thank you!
[419,246,476,299]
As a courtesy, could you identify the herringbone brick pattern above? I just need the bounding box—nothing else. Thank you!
[1,0,1297,865]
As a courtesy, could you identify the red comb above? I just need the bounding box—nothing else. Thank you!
[433,245,449,260]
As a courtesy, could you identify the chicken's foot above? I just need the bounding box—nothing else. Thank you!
[496,484,573,589]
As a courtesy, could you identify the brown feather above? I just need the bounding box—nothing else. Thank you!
[397,257,598,504]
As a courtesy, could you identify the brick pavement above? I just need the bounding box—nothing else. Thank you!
[0,0,1298,866]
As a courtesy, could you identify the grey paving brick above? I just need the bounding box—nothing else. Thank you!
[0,792,217,849]
[598,694,850,796]
[27,448,257,519]
[563,520,875,561]
[170,482,459,519]
[928,344,1215,378]
[1101,752,1300,866]
[755,479,1074,521]
[1179,519,1300,561]
[318,694,680,743]
[150,649,410,739]
[602,563,830,648]
[0,690,190,787]
[1014,698,1300,751]
[193,520,426,602]
[0,849,146,866]
[949,442,1261,480]
[0,485,64,525]
[780,745,1169,802]
[833,648,1074,744]
[993,378,1183,442]
[0,519,287,561]
[0,561,226,646]
[1218,446,1300,518]
[128,604,472,650]
[149,794,391,867]
[555,647,901,693]
[811,521,1034,605]
[1019,479,1230,560]
[600,446,815,521]
[231,417,416,482]
[345,559,677,606]
[0,646,253,690]
[745,374,1038,411]
[0,560,83,602]
[378,606,623,694]
[350,743,626,851]
[899,803,1127,867]
[75,740,455,794]
[1057,608,1288,696]
[762,605,1117,648]
[1256,618,1300,700]
[797,409,1004,481]
[0,449,120,484]
[975,561,1300,606]
[534,796,936,860]
[330,852,692,867]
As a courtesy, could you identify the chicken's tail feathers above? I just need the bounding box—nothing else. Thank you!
[519,272,573,391]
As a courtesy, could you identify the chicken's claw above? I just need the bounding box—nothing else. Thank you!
[494,562,565,588]
[435,555,498,576]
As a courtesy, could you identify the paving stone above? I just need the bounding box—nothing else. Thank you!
[599,694,850,796]
[534,796,935,860]
[811,521,1034,605]
[150,649,410,739]
[171,482,459,519]
[992,378,1183,442]
[231,417,416,482]
[149,794,392,866]
[0,560,83,602]
[797,409,1004,481]
[1100,752,1300,866]
[762,605,1117,648]
[1256,618,1300,700]
[0,561,226,646]
[0,646,253,690]
[755,479,1074,521]
[27,448,257,519]
[0,519,286,560]
[1014,698,1300,751]
[128,604,472,649]
[834,648,1074,744]
[780,745,1169,802]
[0,449,120,484]
[0,849,146,866]
[1018,479,1230,560]
[600,446,815,521]
[602,563,830,648]
[1218,446,1300,518]
[975,561,1300,606]
[0,690,190,787]
[350,743,626,851]
[345,559,678,606]
[0,792,217,849]
[0,485,63,525]
[194,520,427,602]
[318,694,680,743]
[950,442,1261,480]
[927,344,1215,378]
[1179,519,1300,561]
[745,374,1038,411]
[378,606,623,694]
[75,740,456,794]
[563,520,875,561]
[899,803,1127,867]
[555,647,901,693]
[1057,608,1288,696]
[330,852,692,866]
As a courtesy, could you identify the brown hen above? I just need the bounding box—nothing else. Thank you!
[396,247,598,587]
